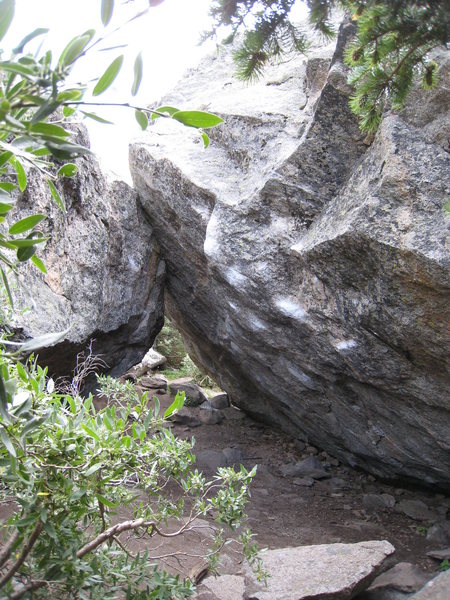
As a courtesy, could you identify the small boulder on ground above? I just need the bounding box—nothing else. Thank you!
[411,571,450,600]
[363,494,396,512]
[426,547,450,560]
[243,540,395,599]
[208,392,230,410]
[169,378,207,407]
[426,521,450,545]
[363,562,429,595]
[396,499,437,521]
[199,403,224,425]
[281,456,330,480]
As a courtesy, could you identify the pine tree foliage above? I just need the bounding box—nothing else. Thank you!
[207,0,449,132]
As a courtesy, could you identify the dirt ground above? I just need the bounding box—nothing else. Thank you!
[1,387,448,596]
[155,391,449,580]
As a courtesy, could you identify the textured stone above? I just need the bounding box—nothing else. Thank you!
[363,494,396,512]
[222,447,243,466]
[140,347,166,370]
[396,500,436,522]
[426,522,450,545]
[200,574,246,600]
[199,405,224,425]
[208,392,230,410]
[169,379,207,407]
[426,547,450,560]
[130,22,450,488]
[243,540,395,599]
[293,477,315,487]
[412,571,450,600]
[281,456,330,480]
[195,450,227,472]
[365,562,429,594]
[10,125,164,377]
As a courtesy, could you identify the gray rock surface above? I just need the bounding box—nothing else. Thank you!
[10,126,164,377]
[411,571,450,600]
[199,404,224,425]
[208,392,230,410]
[130,21,450,488]
[365,562,429,594]
[243,540,395,599]
[169,378,208,406]
[426,522,450,545]
[281,456,330,479]
[396,500,437,522]
[195,540,395,600]
[426,547,450,560]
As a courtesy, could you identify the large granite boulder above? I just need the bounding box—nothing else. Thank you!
[129,23,450,488]
[10,126,164,377]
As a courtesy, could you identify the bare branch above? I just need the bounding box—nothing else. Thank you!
[0,521,43,589]
[0,529,20,568]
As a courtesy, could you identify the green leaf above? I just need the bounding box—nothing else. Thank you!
[18,326,71,353]
[63,106,76,118]
[135,109,148,130]
[31,255,47,274]
[47,179,65,212]
[29,122,70,138]
[85,462,102,476]
[201,132,210,149]
[0,427,16,457]
[0,61,35,77]
[101,0,114,26]
[44,521,57,540]
[10,237,48,248]
[59,30,95,67]
[93,55,124,96]
[57,163,78,177]
[0,201,14,215]
[0,0,15,43]
[30,100,60,123]
[81,423,100,441]
[0,267,13,307]
[11,157,27,192]
[80,110,113,124]
[151,105,180,120]
[0,374,11,423]
[45,141,90,160]
[96,493,118,508]
[9,213,46,235]
[172,111,224,130]
[0,182,16,192]
[164,391,185,419]
[13,28,49,54]
[131,52,143,96]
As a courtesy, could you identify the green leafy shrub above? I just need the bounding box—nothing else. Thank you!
[0,358,264,598]
[156,319,217,389]
[207,0,449,132]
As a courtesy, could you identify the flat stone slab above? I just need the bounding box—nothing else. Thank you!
[244,540,395,599]
[366,562,428,593]
[412,571,450,600]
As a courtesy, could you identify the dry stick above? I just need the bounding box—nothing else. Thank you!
[0,521,43,589]
[0,530,20,568]
[9,580,47,600]
[77,514,204,559]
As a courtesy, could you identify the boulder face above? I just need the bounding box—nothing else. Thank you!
[11,126,165,377]
[129,23,450,489]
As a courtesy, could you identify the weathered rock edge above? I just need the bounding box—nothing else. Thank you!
[9,126,165,377]
[130,23,450,488]
[197,540,395,600]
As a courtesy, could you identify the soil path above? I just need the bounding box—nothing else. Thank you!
[156,391,449,580]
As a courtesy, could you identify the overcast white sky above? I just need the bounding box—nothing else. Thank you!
[4,0,308,180]
[4,0,215,178]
